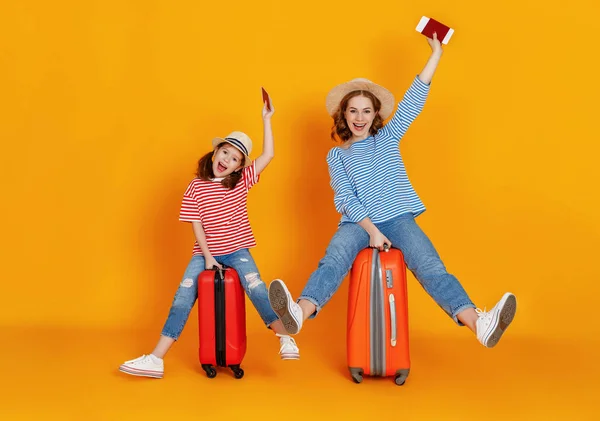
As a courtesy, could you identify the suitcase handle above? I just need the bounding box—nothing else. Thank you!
[211,264,230,279]
[211,264,229,270]
[389,294,397,347]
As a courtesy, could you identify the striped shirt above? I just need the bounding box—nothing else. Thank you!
[327,76,430,225]
[179,162,259,256]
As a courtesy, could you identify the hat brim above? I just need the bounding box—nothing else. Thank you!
[325,80,396,120]
[211,138,252,167]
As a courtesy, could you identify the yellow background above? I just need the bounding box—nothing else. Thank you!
[1,0,599,419]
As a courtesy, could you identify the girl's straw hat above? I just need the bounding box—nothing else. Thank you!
[212,131,253,167]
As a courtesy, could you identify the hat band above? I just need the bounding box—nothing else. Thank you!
[224,137,249,156]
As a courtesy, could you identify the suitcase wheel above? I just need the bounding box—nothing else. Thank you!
[394,369,410,386]
[202,364,217,378]
[349,367,364,384]
[229,365,244,379]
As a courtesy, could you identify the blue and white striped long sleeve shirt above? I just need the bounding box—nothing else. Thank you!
[327,76,430,225]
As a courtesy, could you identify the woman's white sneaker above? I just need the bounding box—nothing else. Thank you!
[268,279,304,335]
[476,292,517,348]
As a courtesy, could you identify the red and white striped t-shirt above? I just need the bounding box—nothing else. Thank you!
[179,162,260,256]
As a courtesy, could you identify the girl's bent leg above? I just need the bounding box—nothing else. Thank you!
[160,255,205,340]
[221,249,279,327]
[222,249,300,360]
[119,255,205,378]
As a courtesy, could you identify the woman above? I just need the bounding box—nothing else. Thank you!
[268,33,516,349]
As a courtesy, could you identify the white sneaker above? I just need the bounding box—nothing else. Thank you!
[268,279,304,335]
[277,333,300,360]
[476,292,517,348]
[119,354,164,379]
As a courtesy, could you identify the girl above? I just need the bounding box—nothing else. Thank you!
[268,33,517,349]
[120,95,299,379]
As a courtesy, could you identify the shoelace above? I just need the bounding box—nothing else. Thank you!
[130,355,150,365]
[476,307,492,321]
[276,334,297,353]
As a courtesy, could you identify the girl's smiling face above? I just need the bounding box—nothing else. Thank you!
[212,144,244,177]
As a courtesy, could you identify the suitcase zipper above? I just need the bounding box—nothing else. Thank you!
[215,268,226,367]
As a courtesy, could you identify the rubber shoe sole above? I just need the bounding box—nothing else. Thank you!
[482,293,517,348]
[119,365,163,379]
[269,280,301,335]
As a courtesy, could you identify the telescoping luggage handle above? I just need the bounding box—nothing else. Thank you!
[389,294,397,347]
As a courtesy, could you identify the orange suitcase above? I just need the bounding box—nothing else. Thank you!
[347,247,410,385]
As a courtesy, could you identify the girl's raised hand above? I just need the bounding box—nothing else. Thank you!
[262,93,275,119]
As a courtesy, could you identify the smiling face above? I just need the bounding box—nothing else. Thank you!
[211,143,244,177]
[343,94,377,142]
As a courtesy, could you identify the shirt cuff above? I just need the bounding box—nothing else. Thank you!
[347,207,369,223]
[413,75,431,90]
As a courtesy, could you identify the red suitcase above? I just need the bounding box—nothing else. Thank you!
[347,247,411,385]
[198,266,247,379]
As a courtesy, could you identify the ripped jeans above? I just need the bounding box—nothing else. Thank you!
[161,248,278,340]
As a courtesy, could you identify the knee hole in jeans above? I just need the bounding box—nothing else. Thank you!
[180,278,194,288]
[244,272,263,291]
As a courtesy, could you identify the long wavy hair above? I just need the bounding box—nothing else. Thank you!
[196,142,246,190]
[330,90,384,142]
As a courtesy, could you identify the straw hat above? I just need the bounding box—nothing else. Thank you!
[325,78,396,120]
[211,131,253,167]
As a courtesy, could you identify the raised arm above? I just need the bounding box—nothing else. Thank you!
[418,32,443,85]
[378,33,443,141]
[254,92,275,175]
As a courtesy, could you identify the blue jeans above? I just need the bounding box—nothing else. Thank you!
[161,249,279,340]
[298,213,476,324]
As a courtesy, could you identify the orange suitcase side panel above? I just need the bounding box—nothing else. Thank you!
[347,248,373,374]
[380,249,410,377]
[347,247,410,385]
